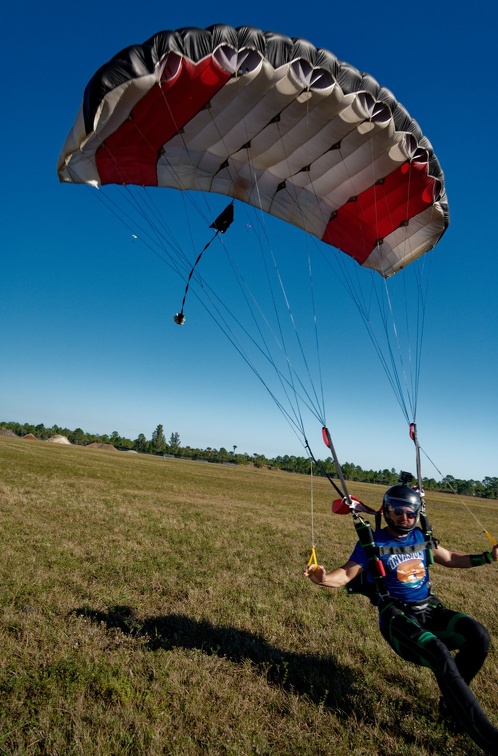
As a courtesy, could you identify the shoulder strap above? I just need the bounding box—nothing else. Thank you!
[419,511,437,565]
[353,515,389,597]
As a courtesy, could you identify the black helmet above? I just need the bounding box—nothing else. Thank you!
[382,484,421,534]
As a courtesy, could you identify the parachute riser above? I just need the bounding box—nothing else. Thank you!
[321,426,354,508]
[409,423,436,565]
[409,422,425,507]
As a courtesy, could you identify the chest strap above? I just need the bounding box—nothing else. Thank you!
[376,541,432,556]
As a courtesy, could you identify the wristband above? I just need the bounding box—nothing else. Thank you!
[469,551,492,567]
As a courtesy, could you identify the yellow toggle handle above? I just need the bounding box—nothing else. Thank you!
[307,546,318,571]
[484,530,498,547]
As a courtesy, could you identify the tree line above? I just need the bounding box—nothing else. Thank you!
[1,420,497,500]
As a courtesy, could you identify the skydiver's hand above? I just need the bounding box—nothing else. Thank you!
[492,544,498,562]
[304,564,327,584]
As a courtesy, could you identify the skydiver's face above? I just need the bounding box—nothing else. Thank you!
[388,506,418,527]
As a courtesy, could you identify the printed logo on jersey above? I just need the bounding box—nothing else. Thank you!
[387,551,426,589]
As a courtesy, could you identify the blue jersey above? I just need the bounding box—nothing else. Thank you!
[349,527,431,604]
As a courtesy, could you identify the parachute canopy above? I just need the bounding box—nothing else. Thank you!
[58,24,449,277]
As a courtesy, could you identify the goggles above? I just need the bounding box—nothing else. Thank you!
[391,507,418,519]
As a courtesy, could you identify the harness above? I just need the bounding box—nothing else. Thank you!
[346,510,438,605]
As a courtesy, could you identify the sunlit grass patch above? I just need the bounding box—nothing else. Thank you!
[0,437,496,754]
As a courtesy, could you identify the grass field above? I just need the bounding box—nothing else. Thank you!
[1,436,497,755]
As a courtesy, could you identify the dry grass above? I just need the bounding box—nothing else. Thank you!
[0,436,497,755]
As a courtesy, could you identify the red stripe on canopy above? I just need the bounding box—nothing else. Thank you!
[321,161,437,265]
[96,56,232,186]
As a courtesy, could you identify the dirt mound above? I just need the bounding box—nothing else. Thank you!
[23,434,38,441]
[46,435,71,445]
[0,428,17,437]
[86,442,117,451]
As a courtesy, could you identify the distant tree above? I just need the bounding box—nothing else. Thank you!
[134,433,148,453]
[472,480,485,497]
[69,427,85,445]
[218,447,229,462]
[169,432,181,450]
[441,475,456,493]
[116,436,134,451]
[35,423,48,439]
[152,425,166,454]
[483,477,498,499]
[422,477,438,491]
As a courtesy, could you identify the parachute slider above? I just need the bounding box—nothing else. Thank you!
[209,201,234,233]
[174,202,235,325]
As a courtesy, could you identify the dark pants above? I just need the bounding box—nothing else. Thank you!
[379,597,498,754]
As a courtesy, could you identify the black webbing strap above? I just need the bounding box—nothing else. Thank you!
[353,516,388,597]
[419,511,437,565]
[376,541,432,557]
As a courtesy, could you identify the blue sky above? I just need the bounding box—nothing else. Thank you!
[2,0,497,481]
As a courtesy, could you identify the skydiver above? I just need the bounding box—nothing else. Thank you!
[304,484,498,754]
